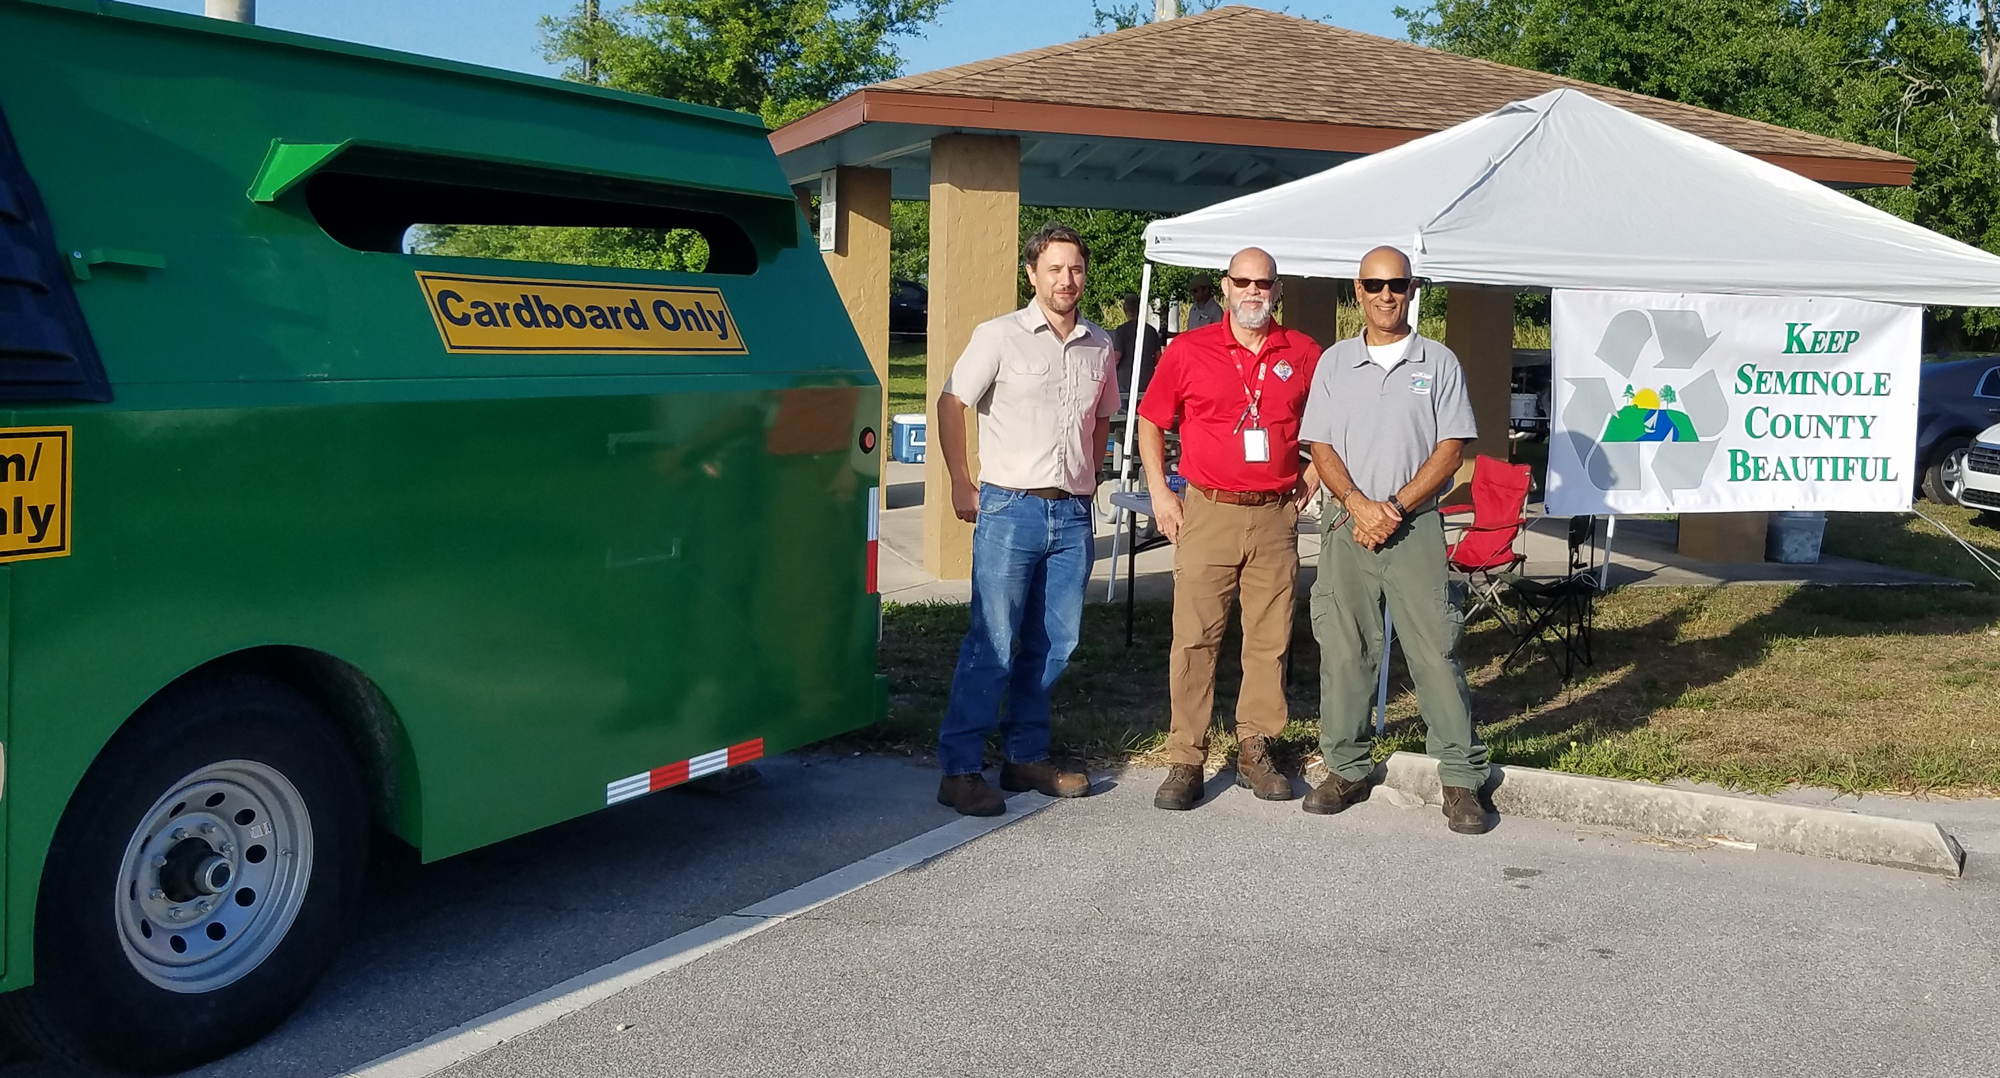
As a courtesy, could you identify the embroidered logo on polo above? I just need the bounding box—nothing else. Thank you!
[1272,359,1294,381]
[1409,372,1432,395]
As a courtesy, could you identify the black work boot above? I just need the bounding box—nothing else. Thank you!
[1302,772,1370,815]
[937,773,1005,817]
[1153,764,1206,811]
[1234,737,1294,801]
[1442,785,1492,834]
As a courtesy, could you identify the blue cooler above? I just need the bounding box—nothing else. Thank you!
[890,413,927,464]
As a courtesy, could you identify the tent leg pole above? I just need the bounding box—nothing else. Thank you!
[1600,515,1616,591]
[1108,260,1155,603]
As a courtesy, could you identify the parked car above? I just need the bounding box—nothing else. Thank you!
[1960,422,2000,517]
[1917,357,2000,504]
[890,278,928,338]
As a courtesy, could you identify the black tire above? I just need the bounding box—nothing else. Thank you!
[1922,436,1972,506]
[1,673,367,1074]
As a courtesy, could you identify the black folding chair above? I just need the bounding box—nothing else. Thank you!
[1498,515,1599,682]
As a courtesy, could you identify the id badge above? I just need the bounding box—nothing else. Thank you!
[1243,427,1271,463]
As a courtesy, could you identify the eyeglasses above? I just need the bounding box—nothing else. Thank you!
[1226,276,1276,291]
[1359,278,1414,295]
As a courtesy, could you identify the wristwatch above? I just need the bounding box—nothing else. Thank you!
[1386,495,1407,516]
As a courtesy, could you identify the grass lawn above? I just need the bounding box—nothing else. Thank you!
[1823,502,2000,593]
[886,340,926,417]
[871,584,2000,795]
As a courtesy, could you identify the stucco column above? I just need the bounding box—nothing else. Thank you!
[1444,285,1516,488]
[925,134,1020,580]
[1279,275,1343,348]
[820,167,892,440]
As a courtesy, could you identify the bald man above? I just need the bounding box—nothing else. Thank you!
[1297,246,1492,834]
[1137,248,1322,810]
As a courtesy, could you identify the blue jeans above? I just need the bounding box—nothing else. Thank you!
[937,486,1095,776]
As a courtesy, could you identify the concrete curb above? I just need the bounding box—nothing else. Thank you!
[1378,752,1967,878]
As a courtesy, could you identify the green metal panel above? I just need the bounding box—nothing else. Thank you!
[0,0,881,992]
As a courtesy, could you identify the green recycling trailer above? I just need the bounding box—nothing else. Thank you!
[0,0,885,1069]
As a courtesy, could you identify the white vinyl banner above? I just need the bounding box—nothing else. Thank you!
[1547,290,1921,516]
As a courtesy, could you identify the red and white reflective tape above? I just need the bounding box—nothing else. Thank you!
[865,484,880,594]
[605,737,765,806]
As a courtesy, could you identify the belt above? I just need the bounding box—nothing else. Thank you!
[1190,483,1285,507]
[991,484,1083,500]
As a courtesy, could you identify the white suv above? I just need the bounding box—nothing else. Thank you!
[1963,423,2000,516]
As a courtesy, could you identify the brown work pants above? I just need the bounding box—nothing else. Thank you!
[1165,487,1299,766]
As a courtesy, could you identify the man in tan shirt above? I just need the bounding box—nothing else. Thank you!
[932,222,1120,816]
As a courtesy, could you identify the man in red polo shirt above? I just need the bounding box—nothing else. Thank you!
[1136,247,1322,811]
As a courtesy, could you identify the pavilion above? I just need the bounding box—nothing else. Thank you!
[769,5,1913,577]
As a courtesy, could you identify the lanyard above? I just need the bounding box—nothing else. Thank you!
[1232,349,1269,433]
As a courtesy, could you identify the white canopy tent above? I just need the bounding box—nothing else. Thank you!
[1106,87,2000,596]
[1138,87,2000,302]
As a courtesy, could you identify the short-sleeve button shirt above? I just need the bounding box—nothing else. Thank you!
[1299,332,1478,509]
[942,302,1120,496]
[1136,321,1322,494]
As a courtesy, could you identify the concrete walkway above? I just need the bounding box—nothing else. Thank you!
[877,462,1954,605]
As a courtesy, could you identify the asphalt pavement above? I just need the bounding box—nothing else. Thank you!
[434,767,1996,1078]
[7,754,1996,1077]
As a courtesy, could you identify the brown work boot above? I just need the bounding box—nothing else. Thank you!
[1233,737,1294,801]
[937,773,1005,817]
[1302,772,1370,815]
[1442,786,1492,834]
[1000,760,1091,798]
[1153,764,1206,811]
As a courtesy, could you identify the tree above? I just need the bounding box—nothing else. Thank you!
[424,0,944,271]
[1402,0,2000,343]
[542,0,945,128]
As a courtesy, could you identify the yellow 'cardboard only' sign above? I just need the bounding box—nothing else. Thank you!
[415,272,748,356]
[0,427,70,564]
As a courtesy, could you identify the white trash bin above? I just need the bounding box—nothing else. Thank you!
[1765,510,1827,564]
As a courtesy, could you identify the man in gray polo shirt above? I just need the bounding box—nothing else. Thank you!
[1297,245,1492,834]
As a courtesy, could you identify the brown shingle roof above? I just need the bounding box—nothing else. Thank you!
[869,5,1904,166]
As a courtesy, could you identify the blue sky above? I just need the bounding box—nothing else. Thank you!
[124,0,1414,83]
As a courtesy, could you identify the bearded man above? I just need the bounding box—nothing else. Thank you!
[1135,247,1323,810]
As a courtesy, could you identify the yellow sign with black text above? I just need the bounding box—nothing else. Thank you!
[0,428,70,564]
[415,272,748,356]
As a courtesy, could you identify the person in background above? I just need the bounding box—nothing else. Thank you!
[931,222,1119,817]
[1112,291,1162,398]
[1184,273,1225,331]
[1136,248,1322,811]
[1297,244,1491,834]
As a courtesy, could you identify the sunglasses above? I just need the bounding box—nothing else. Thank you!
[1226,276,1276,291]
[1359,277,1414,295]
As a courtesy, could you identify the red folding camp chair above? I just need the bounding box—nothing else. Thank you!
[1443,455,1533,631]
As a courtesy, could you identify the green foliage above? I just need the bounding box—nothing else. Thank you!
[1017,206,1171,322]
[1401,0,2000,343]
[408,224,711,271]
[889,199,929,287]
[541,0,945,128]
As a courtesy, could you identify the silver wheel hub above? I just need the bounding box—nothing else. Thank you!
[1944,448,1968,500]
[115,760,313,993]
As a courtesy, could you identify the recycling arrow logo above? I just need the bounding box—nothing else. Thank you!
[1563,308,1729,499]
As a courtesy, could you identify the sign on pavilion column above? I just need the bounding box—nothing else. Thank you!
[818,166,892,440]
[925,134,1020,580]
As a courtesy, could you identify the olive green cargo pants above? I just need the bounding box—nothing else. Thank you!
[1310,509,1490,790]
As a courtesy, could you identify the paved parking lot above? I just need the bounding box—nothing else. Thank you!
[7,753,1994,1078]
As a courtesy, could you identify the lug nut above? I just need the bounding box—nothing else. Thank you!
[219,842,235,855]
[148,888,164,901]
[170,828,188,842]
[200,823,217,835]
[152,856,168,869]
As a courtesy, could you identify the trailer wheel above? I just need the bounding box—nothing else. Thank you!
[3,673,366,1074]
